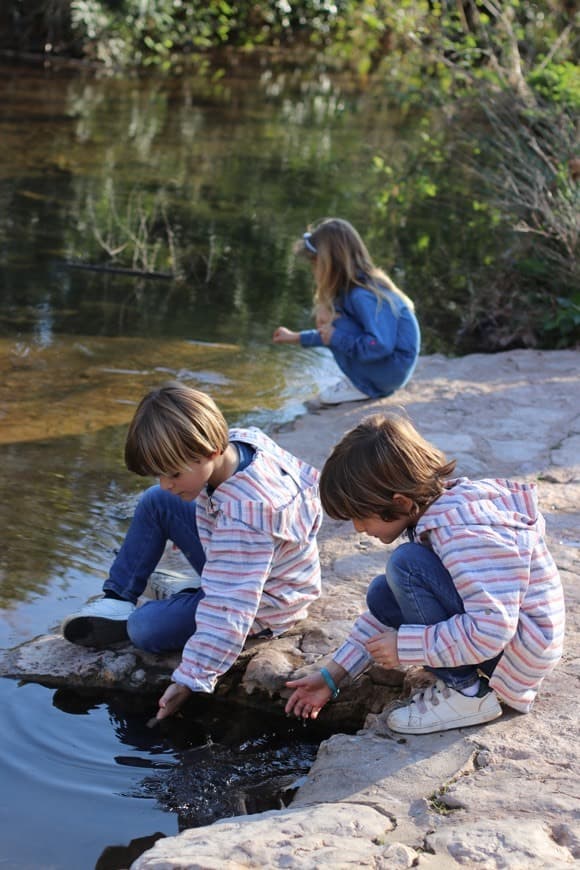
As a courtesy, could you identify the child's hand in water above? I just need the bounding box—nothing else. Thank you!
[365,629,400,668]
[272,326,300,344]
[285,673,332,719]
[156,682,192,720]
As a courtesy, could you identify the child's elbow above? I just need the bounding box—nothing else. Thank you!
[482,615,519,653]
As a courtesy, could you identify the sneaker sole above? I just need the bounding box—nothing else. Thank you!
[319,396,369,406]
[62,616,129,649]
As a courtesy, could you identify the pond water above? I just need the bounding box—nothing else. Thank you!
[0,60,423,867]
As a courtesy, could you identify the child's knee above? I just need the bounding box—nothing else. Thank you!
[366,573,389,611]
[127,604,168,653]
[386,542,423,592]
[387,542,415,571]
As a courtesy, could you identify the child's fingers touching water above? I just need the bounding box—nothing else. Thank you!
[285,675,332,718]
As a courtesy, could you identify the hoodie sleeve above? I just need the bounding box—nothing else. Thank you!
[172,517,275,693]
[332,610,388,678]
[330,289,399,362]
[396,526,529,669]
[299,329,324,348]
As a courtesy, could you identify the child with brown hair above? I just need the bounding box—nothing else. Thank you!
[273,218,420,405]
[286,414,565,733]
[63,382,322,720]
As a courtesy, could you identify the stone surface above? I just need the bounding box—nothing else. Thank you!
[1,349,579,868]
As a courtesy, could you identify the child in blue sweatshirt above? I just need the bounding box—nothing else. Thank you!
[273,218,421,405]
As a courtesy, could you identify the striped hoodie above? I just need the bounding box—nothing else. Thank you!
[172,427,322,693]
[333,478,565,712]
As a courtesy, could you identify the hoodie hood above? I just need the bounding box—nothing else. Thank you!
[417,477,545,537]
[201,426,321,543]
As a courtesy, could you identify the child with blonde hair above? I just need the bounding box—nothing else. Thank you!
[273,218,420,405]
[286,414,564,733]
[63,382,322,720]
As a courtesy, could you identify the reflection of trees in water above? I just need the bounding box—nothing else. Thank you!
[0,67,464,612]
[0,68,407,348]
[0,429,131,607]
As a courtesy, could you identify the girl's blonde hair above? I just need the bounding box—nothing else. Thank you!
[125,382,229,477]
[320,414,456,521]
[296,217,414,317]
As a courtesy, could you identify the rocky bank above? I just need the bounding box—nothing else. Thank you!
[2,349,579,868]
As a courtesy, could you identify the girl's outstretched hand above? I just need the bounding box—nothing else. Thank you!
[365,628,400,668]
[272,326,300,344]
[285,673,332,719]
[156,682,192,720]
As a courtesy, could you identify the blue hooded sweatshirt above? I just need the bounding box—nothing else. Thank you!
[299,285,420,398]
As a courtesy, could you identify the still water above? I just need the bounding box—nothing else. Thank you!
[0,61,418,867]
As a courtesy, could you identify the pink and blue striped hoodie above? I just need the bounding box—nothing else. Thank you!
[172,427,322,693]
[333,478,565,712]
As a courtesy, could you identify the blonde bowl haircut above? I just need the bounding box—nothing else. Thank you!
[320,414,456,522]
[125,382,229,477]
[295,218,415,317]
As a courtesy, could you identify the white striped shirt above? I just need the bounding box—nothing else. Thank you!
[173,427,322,693]
[333,478,564,712]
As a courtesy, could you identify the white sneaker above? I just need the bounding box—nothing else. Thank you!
[318,376,369,405]
[62,597,135,649]
[387,679,502,734]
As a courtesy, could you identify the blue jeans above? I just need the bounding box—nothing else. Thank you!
[104,486,207,653]
[366,542,500,691]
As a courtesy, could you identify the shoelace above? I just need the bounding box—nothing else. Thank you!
[330,376,357,394]
[414,680,451,713]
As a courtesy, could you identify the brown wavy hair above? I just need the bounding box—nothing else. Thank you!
[125,382,229,477]
[320,413,456,521]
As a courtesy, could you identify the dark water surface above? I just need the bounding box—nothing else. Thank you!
[1,679,326,869]
[0,62,412,867]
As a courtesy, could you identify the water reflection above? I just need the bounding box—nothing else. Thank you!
[1,62,400,642]
[0,62,412,869]
[1,679,325,869]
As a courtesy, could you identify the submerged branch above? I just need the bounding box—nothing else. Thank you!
[63,261,174,279]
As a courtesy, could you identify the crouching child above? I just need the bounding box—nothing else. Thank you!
[286,414,565,734]
[63,382,322,720]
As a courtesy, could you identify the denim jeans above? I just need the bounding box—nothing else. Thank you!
[366,542,500,691]
[104,486,207,653]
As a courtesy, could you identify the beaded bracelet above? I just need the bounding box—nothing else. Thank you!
[320,667,340,699]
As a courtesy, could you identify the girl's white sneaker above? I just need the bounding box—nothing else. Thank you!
[318,376,369,405]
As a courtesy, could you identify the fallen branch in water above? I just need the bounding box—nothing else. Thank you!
[63,261,174,279]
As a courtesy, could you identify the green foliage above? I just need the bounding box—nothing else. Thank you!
[370,93,579,352]
[543,294,580,347]
[63,0,354,68]
[529,62,580,108]
[3,0,576,351]
[69,0,239,69]
[3,0,577,112]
